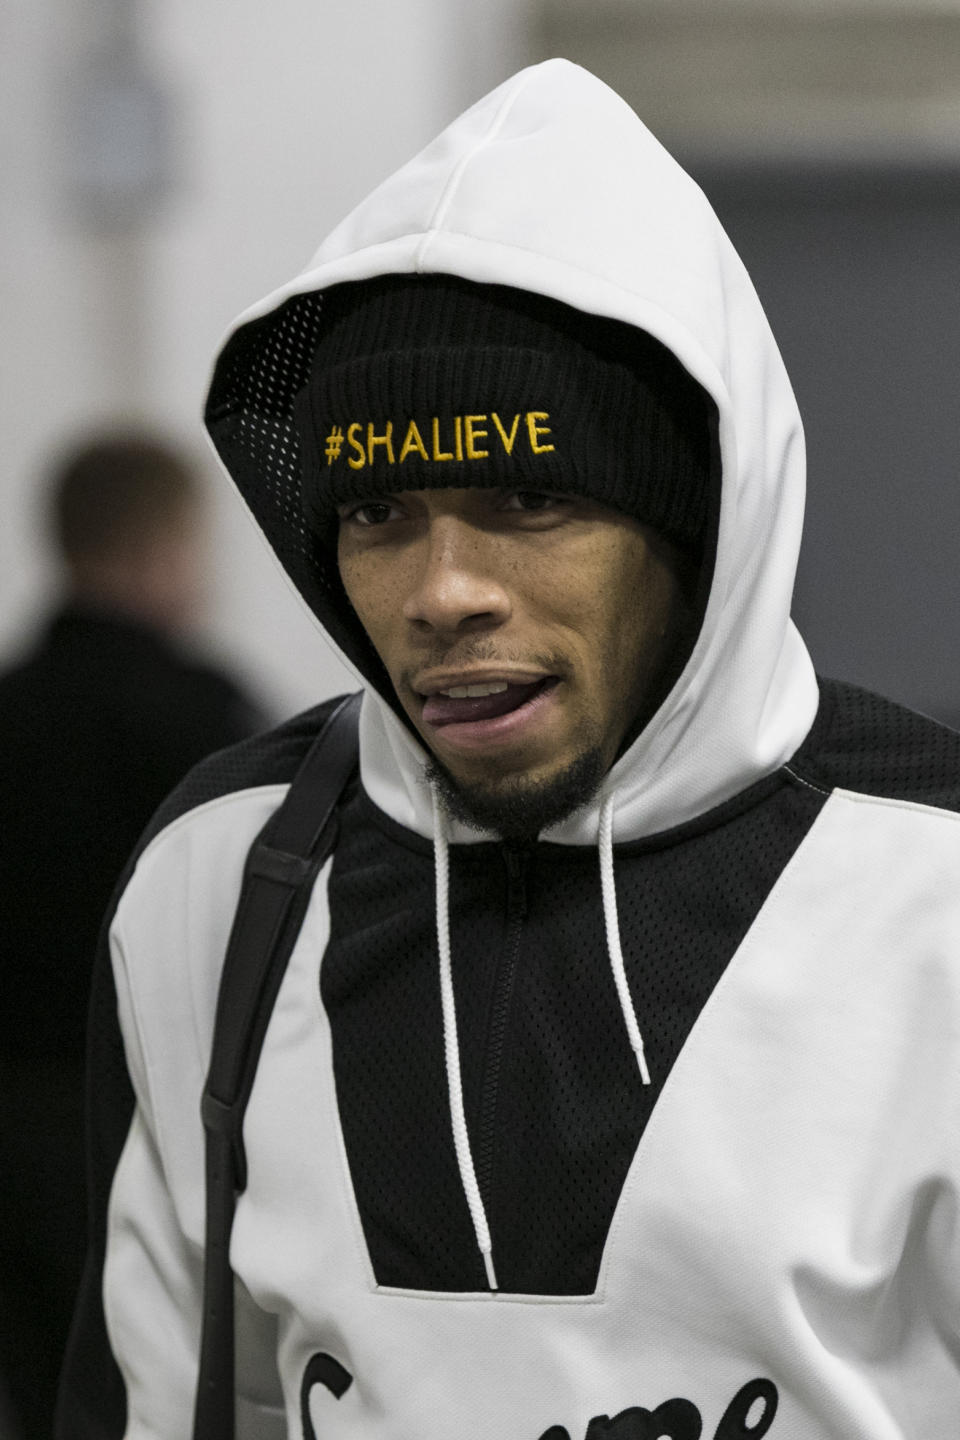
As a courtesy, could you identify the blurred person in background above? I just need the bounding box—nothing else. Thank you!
[0,431,266,1440]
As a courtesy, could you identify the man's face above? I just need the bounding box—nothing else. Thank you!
[337,487,691,838]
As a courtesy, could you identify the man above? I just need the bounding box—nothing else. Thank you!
[0,431,263,1440]
[60,60,960,1439]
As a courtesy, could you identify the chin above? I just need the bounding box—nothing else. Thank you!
[424,745,607,844]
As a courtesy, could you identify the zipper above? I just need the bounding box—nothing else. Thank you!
[474,845,529,1216]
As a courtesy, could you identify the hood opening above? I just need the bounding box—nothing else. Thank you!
[205,291,397,700]
[204,58,818,842]
[207,277,721,760]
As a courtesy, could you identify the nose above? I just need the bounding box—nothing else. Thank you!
[402,518,511,635]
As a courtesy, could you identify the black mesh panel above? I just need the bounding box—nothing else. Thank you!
[791,677,960,812]
[323,773,825,1295]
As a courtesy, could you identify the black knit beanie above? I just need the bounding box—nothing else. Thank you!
[294,274,711,550]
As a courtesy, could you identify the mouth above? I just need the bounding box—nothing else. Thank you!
[421,676,554,725]
[415,675,561,752]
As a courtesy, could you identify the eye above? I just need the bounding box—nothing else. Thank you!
[337,499,403,527]
[500,490,571,513]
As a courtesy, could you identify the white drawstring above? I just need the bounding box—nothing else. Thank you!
[429,785,647,1294]
[599,792,651,1086]
[431,787,499,1291]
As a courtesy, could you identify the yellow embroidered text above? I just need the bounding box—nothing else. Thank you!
[330,413,554,469]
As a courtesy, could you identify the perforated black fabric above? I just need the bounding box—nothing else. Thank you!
[323,773,825,1295]
[208,299,319,575]
[206,297,396,703]
[790,677,960,812]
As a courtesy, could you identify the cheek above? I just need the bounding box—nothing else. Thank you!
[593,542,683,684]
[557,542,635,651]
[337,552,398,655]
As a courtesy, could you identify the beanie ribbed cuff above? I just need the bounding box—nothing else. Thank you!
[295,276,710,549]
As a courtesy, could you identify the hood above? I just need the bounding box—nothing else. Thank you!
[205,57,818,846]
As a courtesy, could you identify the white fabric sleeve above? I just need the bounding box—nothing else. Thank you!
[103,910,205,1438]
[103,1103,204,1437]
[104,893,285,1439]
[104,1106,285,1440]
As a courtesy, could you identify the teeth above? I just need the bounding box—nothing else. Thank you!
[441,681,510,698]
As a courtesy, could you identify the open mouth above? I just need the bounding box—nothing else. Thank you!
[421,677,557,729]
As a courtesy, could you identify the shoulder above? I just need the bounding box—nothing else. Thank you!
[108,694,358,1117]
[788,677,960,814]
[137,694,350,850]
[108,693,355,955]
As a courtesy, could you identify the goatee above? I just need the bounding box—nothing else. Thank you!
[425,745,607,844]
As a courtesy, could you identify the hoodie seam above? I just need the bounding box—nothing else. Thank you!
[830,787,960,822]
[416,79,533,271]
[356,769,797,857]
[781,764,831,797]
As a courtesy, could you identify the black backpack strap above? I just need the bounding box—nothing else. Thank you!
[192,691,361,1440]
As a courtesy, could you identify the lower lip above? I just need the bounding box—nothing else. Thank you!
[421,680,560,753]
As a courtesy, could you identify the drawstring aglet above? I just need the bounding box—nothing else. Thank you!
[482,1249,499,1292]
[599,791,653,1089]
[632,1043,652,1087]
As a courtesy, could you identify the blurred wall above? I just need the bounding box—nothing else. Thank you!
[1,0,528,716]
[531,0,960,723]
[698,160,960,722]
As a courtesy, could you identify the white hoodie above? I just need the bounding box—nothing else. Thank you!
[206,54,818,845]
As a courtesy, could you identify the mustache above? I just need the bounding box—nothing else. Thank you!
[404,638,568,678]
